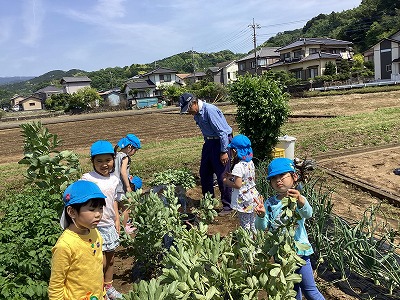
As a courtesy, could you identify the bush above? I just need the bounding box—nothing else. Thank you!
[229,74,290,160]
[0,188,62,299]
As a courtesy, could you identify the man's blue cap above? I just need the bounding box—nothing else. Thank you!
[267,158,296,180]
[117,134,141,149]
[129,175,142,190]
[179,93,194,114]
[90,140,114,157]
[228,134,253,162]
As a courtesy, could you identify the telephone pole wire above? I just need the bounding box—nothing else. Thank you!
[249,18,261,75]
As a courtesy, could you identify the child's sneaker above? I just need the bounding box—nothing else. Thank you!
[106,286,123,300]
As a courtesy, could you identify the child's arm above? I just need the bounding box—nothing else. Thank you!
[288,188,312,219]
[254,196,268,230]
[114,200,121,234]
[222,172,242,189]
[48,243,71,300]
[120,157,132,193]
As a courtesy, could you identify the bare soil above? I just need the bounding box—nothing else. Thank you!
[2,91,400,299]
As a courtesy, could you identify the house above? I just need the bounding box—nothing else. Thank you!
[206,60,238,85]
[10,95,25,108]
[184,72,207,85]
[237,47,280,76]
[34,85,63,101]
[268,38,353,79]
[19,95,43,111]
[98,89,123,107]
[176,73,190,86]
[60,76,92,94]
[364,30,400,81]
[122,67,179,101]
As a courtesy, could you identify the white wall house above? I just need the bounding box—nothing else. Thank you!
[269,38,353,79]
[364,30,400,81]
[60,76,92,94]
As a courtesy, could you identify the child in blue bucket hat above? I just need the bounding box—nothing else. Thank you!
[254,158,325,300]
[81,140,122,300]
[222,134,262,232]
[113,134,141,234]
[49,180,106,299]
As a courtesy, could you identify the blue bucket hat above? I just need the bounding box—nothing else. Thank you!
[117,134,141,149]
[129,175,142,191]
[60,180,106,229]
[228,134,253,162]
[179,93,194,114]
[90,140,114,157]
[267,158,296,180]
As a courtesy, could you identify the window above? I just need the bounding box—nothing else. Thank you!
[258,58,266,67]
[228,72,231,79]
[159,75,164,82]
[309,48,318,54]
[386,65,392,72]
[251,61,255,69]
[165,74,171,82]
[29,102,36,106]
[239,63,245,71]
[308,68,318,78]
[293,50,302,58]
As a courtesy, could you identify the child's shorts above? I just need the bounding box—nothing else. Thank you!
[98,225,119,252]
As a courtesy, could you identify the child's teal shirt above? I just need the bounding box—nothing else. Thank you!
[255,195,314,256]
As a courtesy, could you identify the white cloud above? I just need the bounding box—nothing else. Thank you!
[20,0,45,46]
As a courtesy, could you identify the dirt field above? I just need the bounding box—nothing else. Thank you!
[2,91,400,299]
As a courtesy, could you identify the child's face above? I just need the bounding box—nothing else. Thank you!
[270,172,295,194]
[127,146,138,157]
[68,201,104,230]
[92,154,114,176]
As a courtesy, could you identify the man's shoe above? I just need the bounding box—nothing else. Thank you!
[106,286,123,300]
[218,209,232,216]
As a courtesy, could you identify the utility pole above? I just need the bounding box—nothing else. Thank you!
[191,48,195,76]
[249,18,260,75]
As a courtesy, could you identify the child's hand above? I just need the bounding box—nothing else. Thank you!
[254,195,266,218]
[287,188,305,207]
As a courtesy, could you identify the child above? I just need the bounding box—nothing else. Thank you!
[254,158,325,300]
[82,140,122,300]
[222,134,261,232]
[113,134,141,233]
[48,180,106,300]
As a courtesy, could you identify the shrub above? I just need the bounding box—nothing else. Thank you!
[229,74,290,160]
[0,188,62,299]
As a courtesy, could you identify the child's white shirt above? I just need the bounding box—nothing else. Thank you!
[230,160,260,213]
[81,171,119,227]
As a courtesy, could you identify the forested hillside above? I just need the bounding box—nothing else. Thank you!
[262,0,400,52]
[1,0,399,105]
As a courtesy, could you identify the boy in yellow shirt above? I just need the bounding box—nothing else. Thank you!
[48,180,106,300]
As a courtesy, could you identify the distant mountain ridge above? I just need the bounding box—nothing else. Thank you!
[0,77,35,86]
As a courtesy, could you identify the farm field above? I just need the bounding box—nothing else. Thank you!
[1,90,400,299]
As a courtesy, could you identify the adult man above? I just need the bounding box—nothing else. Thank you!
[179,93,233,215]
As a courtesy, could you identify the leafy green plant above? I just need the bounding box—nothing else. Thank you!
[18,122,81,195]
[305,179,400,295]
[124,186,305,299]
[123,186,185,280]
[191,192,218,224]
[229,74,290,160]
[150,168,196,190]
[0,188,62,299]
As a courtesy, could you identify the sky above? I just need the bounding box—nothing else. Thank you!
[0,0,362,77]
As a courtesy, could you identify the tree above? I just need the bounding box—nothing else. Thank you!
[68,87,102,112]
[323,61,337,76]
[228,74,290,160]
